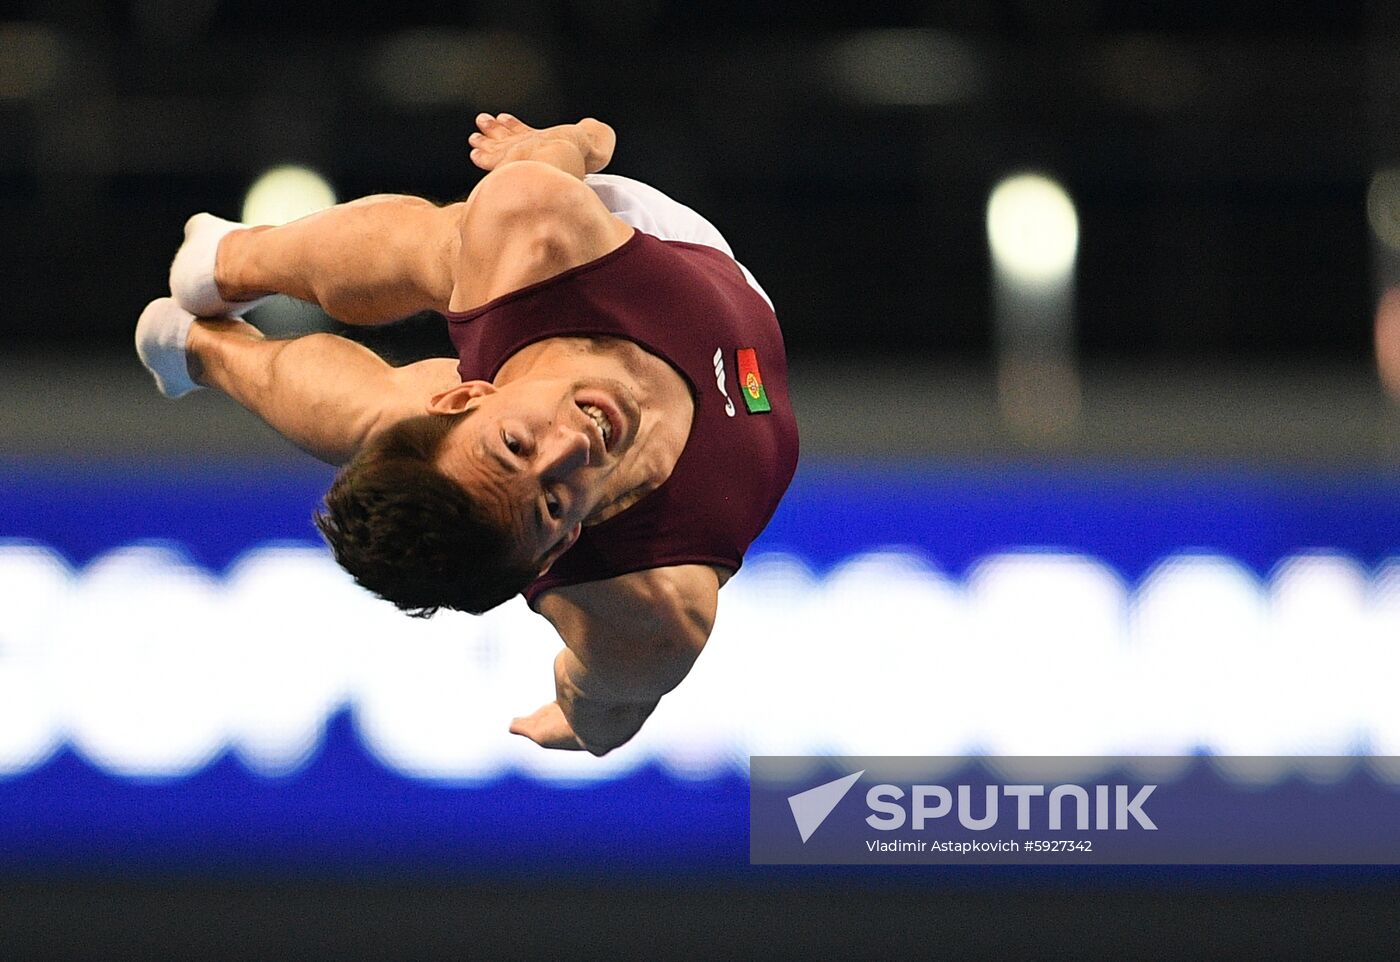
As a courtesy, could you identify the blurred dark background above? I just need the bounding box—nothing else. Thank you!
[4,2,1400,959]
[0,0,1388,362]
[6,0,1400,466]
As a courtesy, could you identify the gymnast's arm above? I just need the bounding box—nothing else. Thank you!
[512,565,719,755]
[185,317,460,465]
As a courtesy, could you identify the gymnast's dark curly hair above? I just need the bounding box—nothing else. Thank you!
[314,413,539,617]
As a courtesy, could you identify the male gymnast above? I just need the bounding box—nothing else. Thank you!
[135,113,798,755]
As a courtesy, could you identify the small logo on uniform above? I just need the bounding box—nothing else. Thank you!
[712,348,736,417]
[736,348,772,414]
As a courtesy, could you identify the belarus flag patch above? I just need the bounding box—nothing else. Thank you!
[735,348,772,414]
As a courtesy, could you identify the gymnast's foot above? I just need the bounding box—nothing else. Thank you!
[134,297,202,398]
[467,113,616,175]
[169,213,273,318]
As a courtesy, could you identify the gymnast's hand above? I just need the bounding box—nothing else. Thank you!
[509,700,586,751]
[468,113,615,178]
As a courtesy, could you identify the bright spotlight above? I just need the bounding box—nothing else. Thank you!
[986,173,1079,286]
[1367,168,1400,251]
[241,165,336,227]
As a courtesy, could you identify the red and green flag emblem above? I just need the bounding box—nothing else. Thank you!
[735,348,771,414]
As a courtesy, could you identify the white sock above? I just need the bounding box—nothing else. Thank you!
[169,213,271,318]
[134,298,200,398]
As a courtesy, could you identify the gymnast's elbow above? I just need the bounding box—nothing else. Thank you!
[573,699,659,757]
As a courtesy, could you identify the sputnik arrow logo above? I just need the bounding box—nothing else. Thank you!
[787,770,865,843]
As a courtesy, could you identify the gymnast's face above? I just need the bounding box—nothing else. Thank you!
[427,377,641,573]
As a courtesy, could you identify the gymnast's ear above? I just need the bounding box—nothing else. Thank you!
[426,380,496,415]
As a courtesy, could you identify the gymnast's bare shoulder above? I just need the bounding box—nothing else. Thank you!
[534,564,719,694]
[512,564,721,755]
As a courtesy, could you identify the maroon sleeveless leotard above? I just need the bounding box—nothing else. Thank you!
[445,229,799,605]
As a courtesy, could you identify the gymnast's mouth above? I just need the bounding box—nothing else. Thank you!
[575,392,626,454]
[579,402,613,446]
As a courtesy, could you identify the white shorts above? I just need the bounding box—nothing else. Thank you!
[584,173,774,312]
